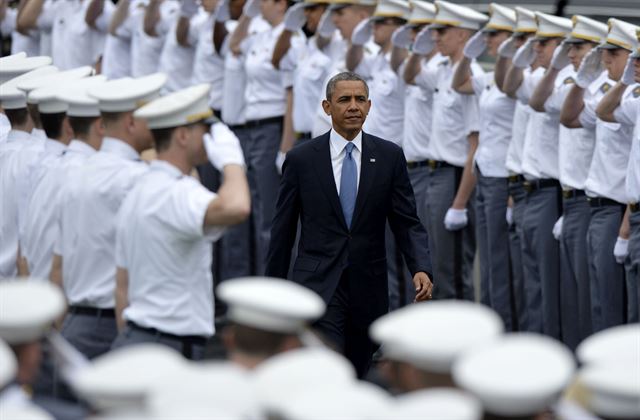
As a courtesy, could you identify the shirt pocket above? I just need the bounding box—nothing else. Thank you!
[373,71,397,97]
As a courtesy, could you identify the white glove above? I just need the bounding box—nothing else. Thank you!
[576,48,603,88]
[506,207,513,227]
[412,27,435,56]
[621,55,636,86]
[391,25,413,50]
[180,0,199,18]
[613,237,629,264]
[317,9,336,38]
[498,36,518,58]
[512,38,536,69]
[444,208,468,231]
[284,3,306,31]
[463,31,486,59]
[552,216,563,241]
[551,41,571,70]
[351,18,373,46]
[215,0,230,23]
[243,0,260,19]
[275,151,286,175]
[205,123,246,171]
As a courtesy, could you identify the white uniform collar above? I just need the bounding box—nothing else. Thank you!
[31,128,46,140]
[150,160,184,178]
[100,137,141,161]
[44,138,66,154]
[67,139,97,156]
[5,129,33,143]
[329,129,362,155]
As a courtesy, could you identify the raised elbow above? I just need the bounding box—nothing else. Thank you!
[227,201,251,224]
[529,100,545,113]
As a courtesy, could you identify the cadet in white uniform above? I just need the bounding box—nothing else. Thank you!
[452,3,516,330]
[560,19,639,331]
[133,0,180,76]
[112,84,250,359]
[51,74,166,360]
[404,0,486,301]
[101,0,148,79]
[0,1,41,57]
[525,16,607,349]
[503,13,572,339]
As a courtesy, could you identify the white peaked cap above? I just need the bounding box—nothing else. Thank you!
[566,15,608,44]
[0,66,59,110]
[253,347,357,413]
[632,27,640,58]
[89,73,167,113]
[534,12,572,40]
[370,300,504,373]
[0,55,52,85]
[578,363,640,419]
[514,7,536,34]
[217,277,326,334]
[0,405,53,420]
[57,76,109,118]
[373,0,411,21]
[431,0,488,31]
[483,3,516,32]
[453,333,575,417]
[602,18,640,51]
[71,344,187,412]
[0,339,17,389]
[18,66,93,99]
[134,83,217,129]
[387,388,483,420]
[0,279,66,345]
[31,76,104,114]
[408,1,436,25]
[576,323,640,366]
[329,0,377,9]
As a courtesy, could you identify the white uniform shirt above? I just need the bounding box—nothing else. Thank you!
[131,1,179,76]
[54,137,147,307]
[358,51,405,144]
[403,53,441,162]
[22,141,96,279]
[545,68,597,190]
[116,160,224,337]
[415,57,482,167]
[102,0,147,79]
[580,74,636,203]
[190,13,225,111]
[242,22,305,120]
[0,8,40,56]
[0,114,11,144]
[471,71,516,177]
[613,88,640,203]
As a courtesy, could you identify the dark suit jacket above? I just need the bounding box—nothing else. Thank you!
[266,131,432,323]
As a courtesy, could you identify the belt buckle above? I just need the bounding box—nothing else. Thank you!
[562,190,571,199]
[407,161,416,169]
[630,202,639,212]
[523,181,532,193]
[428,160,437,169]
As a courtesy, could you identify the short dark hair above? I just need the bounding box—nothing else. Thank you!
[4,108,29,127]
[68,116,99,138]
[326,71,369,101]
[40,112,67,140]
[27,103,41,128]
[150,126,176,152]
[230,323,293,357]
[100,111,125,126]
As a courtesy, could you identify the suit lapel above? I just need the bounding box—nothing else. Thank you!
[352,133,376,227]
[313,133,348,231]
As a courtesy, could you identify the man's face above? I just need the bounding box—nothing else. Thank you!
[602,48,631,81]
[201,0,218,13]
[260,0,286,23]
[432,26,467,58]
[485,30,510,57]
[322,80,371,134]
[131,116,154,151]
[567,42,595,71]
[333,6,367,40]
[634,57,640,83]
[229,0,245,20]
[303,4,327,34]
[372,18,403,47]
[533,38,561,68]
[185,122,210,166]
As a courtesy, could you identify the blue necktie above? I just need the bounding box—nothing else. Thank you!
[339,142,357,228]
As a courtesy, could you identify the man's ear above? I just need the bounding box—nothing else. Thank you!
[175,126,189,148]
[322,99,332,116]
[364,99,372,115]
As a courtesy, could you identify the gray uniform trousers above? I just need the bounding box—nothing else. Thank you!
[476,172,513,330]
[559,193,592,350]
[520,182,561,339]
[425,165,476,300]
[508,178,528,331]
[111,323,206,360]
[60,311,118,358]
[587,201,627,331]
[626,209,640,322]
[240,119,283,275]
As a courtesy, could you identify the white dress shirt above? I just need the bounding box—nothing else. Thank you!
[116,160,225,337]
[0,114,10,144]
[54,137,147,308]
[190,13,225,110]
[613,90,640,203]
[131,1,179,76]
[102,0,147,79]
[330,129,362,194]
[580,75,636,204]
[22,141,96,279]
[0,8,40,56]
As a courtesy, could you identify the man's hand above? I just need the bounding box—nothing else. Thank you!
[613,237,629,264]
[284,2,306,32]
[498,36,517,58]
[551,41,571,70]
[576,48,603,88]
[317,8,336,38]
[412,27,434,56]
[243,0,260,18]
[413,272,433,302]
[512,38,536,69]
[391,25,412,50]
[351,18,373,46]
[215,0,230,23]
[621,55,636,86]
[205,123,246,171]
[552,216,563,240]
[444,207,468,231]
[463,30,486,59]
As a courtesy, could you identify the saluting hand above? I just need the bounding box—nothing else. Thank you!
[413,272,433,302]
[575,48,603,88]
[512,38,536,69]
[391,25,413,50]
[412,27,435,56]
[284,3,307,32]
[317,8,336,38]
[463,30,486,59]
[551,41,571,70]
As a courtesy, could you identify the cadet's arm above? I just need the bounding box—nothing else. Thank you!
[50,254,63,290]
[17,248,29,276]
[451,132,478,210]
[345,42,363,72]
[390,46,408,73]
[16,0,44,34]
[204,165,251,226]
[280,88,296,153]
[109,0,130,36]
[559,84,585,128]
[494,55,512,92]
[176,16,192,47]
[529,67,560,112]
[115,268,129,332]
[596,81,627,123]
[452,56,474,94]
[144,0,161,37]
[503,64,524,98]
[85,0,105,29]
[213,20,227,54]
[403,53,423,84]
[229,14,251,56]
[272,29,293,69]
[0,0,6,24]
[619,206,631,239]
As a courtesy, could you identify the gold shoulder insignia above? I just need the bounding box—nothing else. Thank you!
[364,46,372,54]
[600,82,611,93]
[633,86,640,98]
[563,76,575,85]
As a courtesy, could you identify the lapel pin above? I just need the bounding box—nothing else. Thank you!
[370,158,376,162]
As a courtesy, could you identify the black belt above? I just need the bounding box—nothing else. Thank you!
[523,179,560,193]
[407,160,430,169]
[631,202,640,213]
[68,306,115,318]
[126,322,207,358]
[228,123,246,130]
[296,132,312,140]
[562,189,586,199]
[587,197,624,208]
[427,159,455,170]
[244,116,284,128]
[508,174,525,184]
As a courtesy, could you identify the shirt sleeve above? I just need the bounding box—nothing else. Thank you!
[156,7,178,36]
[36,0,55,30]
[516,71,540,105]
[470,72,486,97]
[464,94,481,134]
[544,82,571,116]
[414,61,438,92]
[613,96,640,125]
[579,97,598,130]
[1,8,17,34]
[114,205,128,269]
[92,0,115,33]
[354,53,376,80]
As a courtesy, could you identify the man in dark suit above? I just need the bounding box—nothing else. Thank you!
[266,72,433,377]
